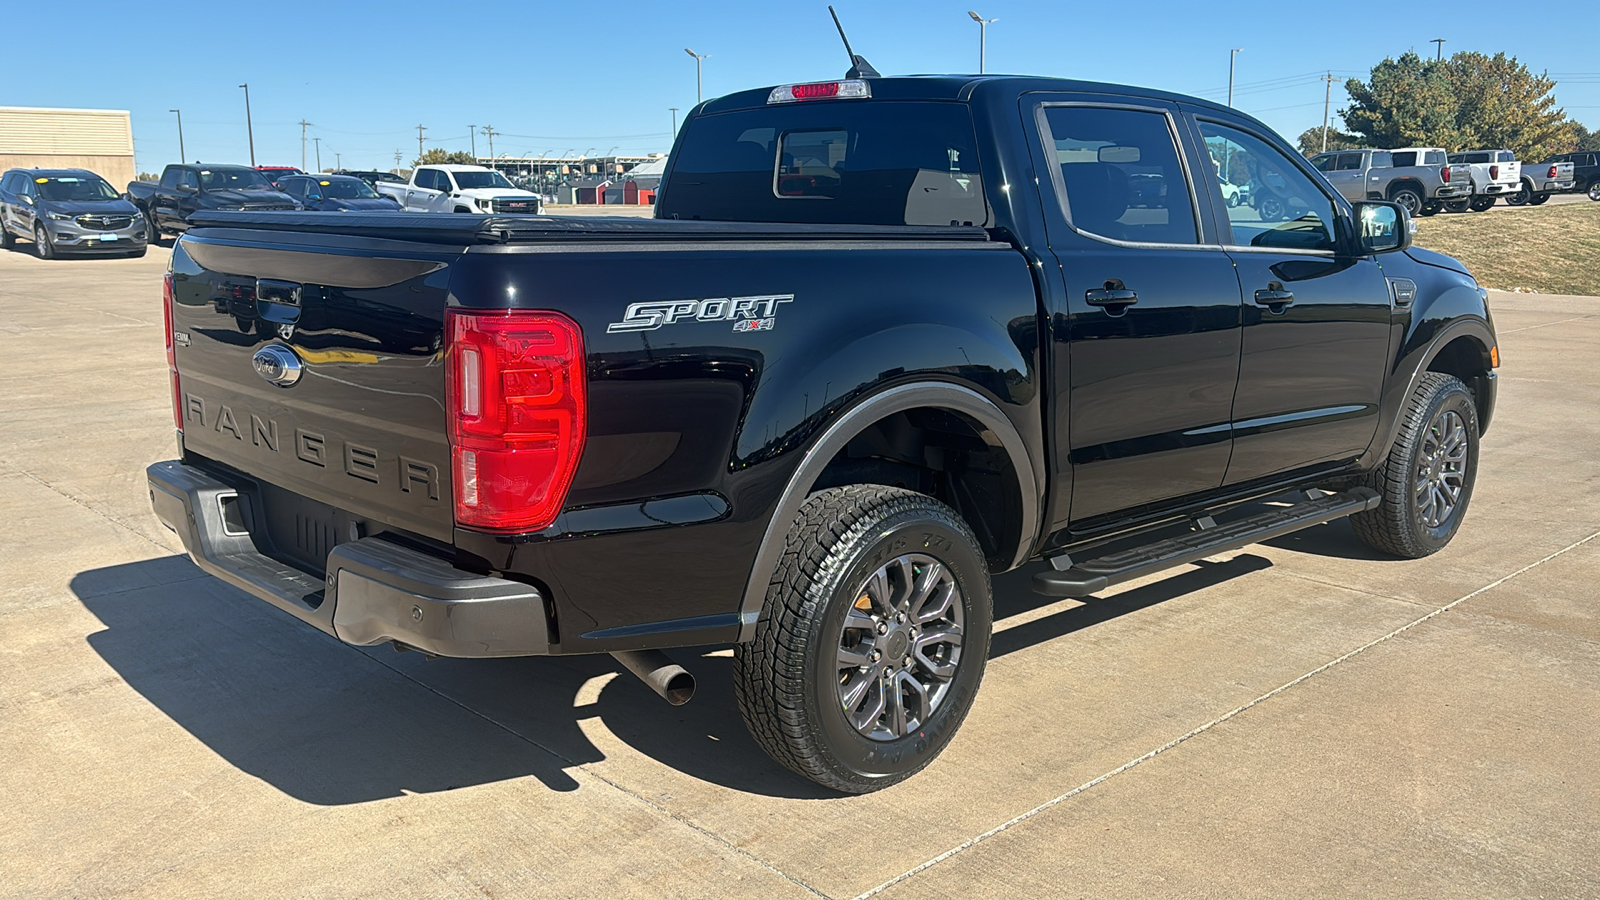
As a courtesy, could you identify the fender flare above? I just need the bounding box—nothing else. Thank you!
[1372,316,1497,459]
[735,381,1040,643]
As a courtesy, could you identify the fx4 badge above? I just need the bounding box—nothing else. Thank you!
[607,294,794,334]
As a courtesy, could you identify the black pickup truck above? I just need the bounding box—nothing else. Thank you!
[127,164,297,240]
[147,74,1498,793]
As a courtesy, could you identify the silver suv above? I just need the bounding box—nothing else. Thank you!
[0,168,148,259]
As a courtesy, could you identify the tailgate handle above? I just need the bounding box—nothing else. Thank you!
[256,278,303,325]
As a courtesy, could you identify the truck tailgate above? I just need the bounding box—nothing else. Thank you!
[170,233,461,549]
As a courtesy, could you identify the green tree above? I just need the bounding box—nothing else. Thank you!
[412,149,476,167]
[1296,126,1361,156]
[1340,51,1574,160]
[1577,124,1600,152]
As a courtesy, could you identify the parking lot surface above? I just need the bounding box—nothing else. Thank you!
[2,245,1597,898]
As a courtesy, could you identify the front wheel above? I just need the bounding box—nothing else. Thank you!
[1351,373,1480,559]
[145,209,162,242]
[734,485,992,793]
[0,221,13,250]
[1226,193,1240,208]
[1390,188,1422,217]
[33,223,54,259]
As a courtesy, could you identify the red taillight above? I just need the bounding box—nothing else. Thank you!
[767,79,871,103]
[445,309,587,533]
[792,82,841,100]
[1490,164,1499,180]
[163,273,182,430]
[1549,165,1559,178]
[1441,167,1450,183]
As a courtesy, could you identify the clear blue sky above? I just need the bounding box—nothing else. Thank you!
[17,0,1600,173]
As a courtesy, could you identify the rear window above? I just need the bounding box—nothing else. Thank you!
[659,101,988,226]
[1450,152,1490,164]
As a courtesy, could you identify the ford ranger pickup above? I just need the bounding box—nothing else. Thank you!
[147,74,1499,793]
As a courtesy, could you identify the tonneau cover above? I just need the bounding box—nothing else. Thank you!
[183,210,994,244]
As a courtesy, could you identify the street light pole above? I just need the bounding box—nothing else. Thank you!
[1430,38,1446,61]
[468,124,477,160]
[968,11,997,74]
[169,109,185,163]
[239,83,256,165]
[685,49,709,105]
[1227,49,1243,107]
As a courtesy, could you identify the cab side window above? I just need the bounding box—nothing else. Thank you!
[1197,120,1338,252]
[1041,106,1198,245]
[1335,153,1364,171]
[177,170,199,192]
[160,168,181,189]
[414,170,435,191]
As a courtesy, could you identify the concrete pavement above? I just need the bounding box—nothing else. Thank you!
[1,243,1596,898]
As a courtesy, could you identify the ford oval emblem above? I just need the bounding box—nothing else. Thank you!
[252,343,303,387]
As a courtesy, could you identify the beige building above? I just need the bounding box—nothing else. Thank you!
[0,106,136,188]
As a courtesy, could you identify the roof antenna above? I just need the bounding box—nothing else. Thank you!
[829,6,880,79]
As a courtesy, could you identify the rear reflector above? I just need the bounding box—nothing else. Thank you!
[445,309,587,533]
[768,79,871,103]
[163,273,181,430]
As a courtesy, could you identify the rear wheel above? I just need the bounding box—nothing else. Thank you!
[1257,195,1285,221]
[1505,183,1531,206]
[1351,373,1479,559]
[1443,199,1472,213]
[734,485,992,793]
[33,223,54,259]
[1589,179,1600,201]
[1389,187,1422,217]
[1420,202,1441,217]
[1528,192,1550,205]
[1469,196,1496,212]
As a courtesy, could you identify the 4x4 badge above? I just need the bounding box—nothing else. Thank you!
[607,294,794,334]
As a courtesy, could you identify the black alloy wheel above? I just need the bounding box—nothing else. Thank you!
[1528,192,1550,205]
[1505,183,1530,206]
[1589,180,1600,202]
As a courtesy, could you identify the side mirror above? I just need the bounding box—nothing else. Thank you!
[1352,200,1411,254]
[20,195,34,205]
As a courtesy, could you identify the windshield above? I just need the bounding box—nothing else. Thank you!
[199,168,274,191]
[35,175,120,201]
[452,170,515,190]
[660,101,988,226]
[319,178,379,199]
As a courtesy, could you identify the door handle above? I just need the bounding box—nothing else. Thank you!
[1253,287,1295,313]
[1086,287,1138,307]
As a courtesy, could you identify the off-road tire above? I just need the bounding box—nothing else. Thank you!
[733,485,992,794]
[1351,373,1479,559]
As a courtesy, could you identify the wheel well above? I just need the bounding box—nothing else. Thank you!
[1387,180,1421,197]
[1426,336,1494,428]
[810,406,1024,570]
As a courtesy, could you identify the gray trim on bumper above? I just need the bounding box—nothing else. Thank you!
[147,460,551,657]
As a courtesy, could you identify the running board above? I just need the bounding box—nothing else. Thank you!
[1033,487,1381,598]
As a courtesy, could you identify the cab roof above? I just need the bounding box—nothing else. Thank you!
[699,74,1243,117]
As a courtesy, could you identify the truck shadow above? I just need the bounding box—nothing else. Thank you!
[73,550,1274,805]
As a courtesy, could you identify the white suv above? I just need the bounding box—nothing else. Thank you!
[379,164,543,215]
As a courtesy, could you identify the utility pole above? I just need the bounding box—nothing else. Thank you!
[313,137,322,171]
[670,107,679,135]
[169,109,185,163]
[1430,38,1446,61]
[685,49,709,104]
[298,119,313,170]
[335,151,341,170]
[394,149,403,169]
[482,125,497,161]
[1321,72,1335,152]
[468,124,477,160]
[239,83,256,165]
[1228,49,1243,107]
[415,124,427,163]
[968,11,998,74]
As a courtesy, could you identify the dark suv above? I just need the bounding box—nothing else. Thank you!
[0,168,147,259]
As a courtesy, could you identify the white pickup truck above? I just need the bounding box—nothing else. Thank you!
[377,164,543,215]
[1446,150,1521,212]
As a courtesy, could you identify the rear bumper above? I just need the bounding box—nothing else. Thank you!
[1478,182,1517,195]
[147,459,553,657]
[1432,185,1471,199]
